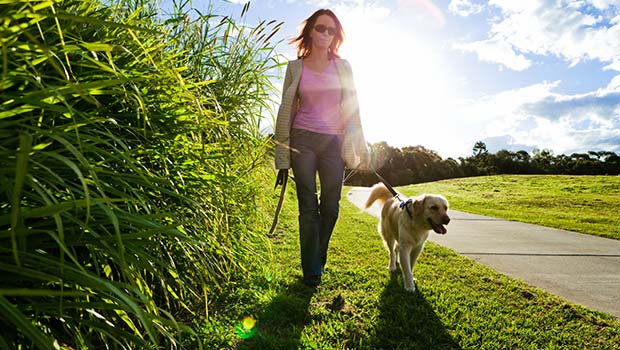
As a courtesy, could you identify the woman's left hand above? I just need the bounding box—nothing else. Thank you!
[357,153,372,172]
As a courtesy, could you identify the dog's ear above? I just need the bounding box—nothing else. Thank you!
[413,195,426,213]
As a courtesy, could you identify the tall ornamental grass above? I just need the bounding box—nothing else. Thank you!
[0,0,282,348]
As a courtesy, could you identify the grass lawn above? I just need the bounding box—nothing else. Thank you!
[401,175,620,240]
[201,183,620,349]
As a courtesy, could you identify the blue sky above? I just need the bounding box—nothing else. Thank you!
[175,0,620,160]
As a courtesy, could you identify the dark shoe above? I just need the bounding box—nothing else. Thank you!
[303,275,321,287]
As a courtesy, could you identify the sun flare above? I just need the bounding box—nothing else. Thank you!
[339,13,460,154]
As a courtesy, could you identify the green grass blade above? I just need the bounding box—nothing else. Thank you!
[0,296,56,350]
[10,132,32,266]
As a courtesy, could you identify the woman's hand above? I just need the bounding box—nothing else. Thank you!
[275,169,288,189]
[357,153,372,172]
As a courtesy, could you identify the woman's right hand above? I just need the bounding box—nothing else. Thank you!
[275,169,288,189]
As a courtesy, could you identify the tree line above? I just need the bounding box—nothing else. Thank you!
[345,141,620,186]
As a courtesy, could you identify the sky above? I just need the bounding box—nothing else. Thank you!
[176,0,620,160]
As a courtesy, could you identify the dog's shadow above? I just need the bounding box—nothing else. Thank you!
[369,272,462,349]
[238,278,315,349]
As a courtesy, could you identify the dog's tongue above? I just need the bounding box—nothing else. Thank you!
[431,222,448,235]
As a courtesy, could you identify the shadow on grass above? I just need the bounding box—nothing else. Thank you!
[369,272,462,350]
[237,279,315,350]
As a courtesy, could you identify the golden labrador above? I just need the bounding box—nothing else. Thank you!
[365,183,450,292]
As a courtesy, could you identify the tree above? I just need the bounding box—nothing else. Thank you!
[473,141,488,157]
[532,148,555,173]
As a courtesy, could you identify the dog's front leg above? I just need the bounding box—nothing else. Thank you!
[398,243,415,292]
[410,243,424,276]
[388,240,399,272]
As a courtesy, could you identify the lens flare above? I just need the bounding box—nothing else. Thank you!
[369,143,388,169]
[235,316,258,339]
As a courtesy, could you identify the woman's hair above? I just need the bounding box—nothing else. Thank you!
[289,9,344,59]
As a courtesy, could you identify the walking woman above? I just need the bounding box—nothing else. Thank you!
[274,9,369,287]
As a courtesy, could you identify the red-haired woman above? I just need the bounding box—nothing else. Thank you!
[274,9,369,287]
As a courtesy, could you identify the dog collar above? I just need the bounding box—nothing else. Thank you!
[400,199,413,218]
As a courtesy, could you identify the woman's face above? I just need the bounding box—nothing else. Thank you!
[310,14,336,51]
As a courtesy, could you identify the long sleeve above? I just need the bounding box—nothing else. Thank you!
[274,60,302,169]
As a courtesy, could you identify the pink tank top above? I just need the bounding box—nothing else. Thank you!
[292,59,343,135]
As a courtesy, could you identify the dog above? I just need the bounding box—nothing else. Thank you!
[365,183,450,292]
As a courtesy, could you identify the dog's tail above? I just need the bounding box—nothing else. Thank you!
[365,183,393,208]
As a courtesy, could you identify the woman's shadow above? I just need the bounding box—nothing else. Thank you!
[237,279,315,350]
[368,272,462,350]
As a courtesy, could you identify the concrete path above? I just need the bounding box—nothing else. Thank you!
[346,187,620,319]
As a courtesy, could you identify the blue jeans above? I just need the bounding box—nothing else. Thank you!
[290,128,345,279]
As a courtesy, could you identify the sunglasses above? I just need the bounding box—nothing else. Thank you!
[314,24,337,36]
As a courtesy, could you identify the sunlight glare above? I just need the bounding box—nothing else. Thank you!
[339,12,461,156]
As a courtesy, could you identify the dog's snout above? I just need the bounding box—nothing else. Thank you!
[443,216,451,225]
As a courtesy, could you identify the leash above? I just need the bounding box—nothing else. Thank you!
[269,160,413,235]
[268,169,290,235]
[346,164,414,218]
[269,161,363,235]
[373,170,398,197]
[372,170,413,218]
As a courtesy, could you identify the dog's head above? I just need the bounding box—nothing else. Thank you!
[412,194,450,234]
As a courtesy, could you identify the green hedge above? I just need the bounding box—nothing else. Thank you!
[0,0,281,348]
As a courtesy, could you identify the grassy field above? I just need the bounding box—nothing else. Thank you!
[400,175,620,240]
[201,182,620,349]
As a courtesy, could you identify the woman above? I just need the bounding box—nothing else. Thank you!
[274,9,369,287]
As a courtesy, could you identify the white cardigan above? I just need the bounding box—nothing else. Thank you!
[274,58,369,169]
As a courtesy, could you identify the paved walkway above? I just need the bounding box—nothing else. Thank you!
[346,187,620,319]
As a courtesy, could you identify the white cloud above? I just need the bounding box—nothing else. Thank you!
[603,60,620,71]
[520,76,620,122]
[455,1,620,71]
[589,0,619,10]
[460,75,620,155]
[453,37,531,71]
[608,75,620,90]
[448,0,485,16]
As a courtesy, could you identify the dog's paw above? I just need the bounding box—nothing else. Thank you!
[387,264,398,272]
[404,284,416,292]
[404,278,417,292]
